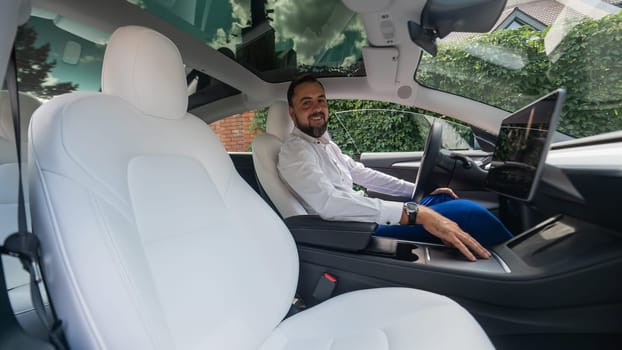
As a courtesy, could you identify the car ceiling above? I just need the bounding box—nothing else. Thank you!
[31,0,509,133]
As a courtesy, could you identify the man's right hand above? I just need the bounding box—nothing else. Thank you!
[416,206,491,261]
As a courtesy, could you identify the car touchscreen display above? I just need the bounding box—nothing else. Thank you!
[485,89,566,201]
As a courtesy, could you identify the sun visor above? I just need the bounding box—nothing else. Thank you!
[408,0,507,56]
[362,47,398,91]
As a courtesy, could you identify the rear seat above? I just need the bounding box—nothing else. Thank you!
[0,90,48,338]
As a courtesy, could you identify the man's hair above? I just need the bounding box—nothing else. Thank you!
[287,74,324,106]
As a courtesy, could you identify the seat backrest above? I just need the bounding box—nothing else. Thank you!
[29,26,298,350]
[0,90,38,231]
[252,101,307,218]
[0,90,39,289]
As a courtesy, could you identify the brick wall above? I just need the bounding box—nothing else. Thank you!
[209,110,258,152]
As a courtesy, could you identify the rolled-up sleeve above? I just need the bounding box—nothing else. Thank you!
[278,139,404,225]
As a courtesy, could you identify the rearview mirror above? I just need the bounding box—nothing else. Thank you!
[62,40,81,65]
[408,0,507,56]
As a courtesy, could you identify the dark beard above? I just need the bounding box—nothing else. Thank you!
[298,112,328,138]
[299,123,327,138]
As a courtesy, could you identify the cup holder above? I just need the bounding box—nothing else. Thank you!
[365,237,420,262]
[395,242,419,262]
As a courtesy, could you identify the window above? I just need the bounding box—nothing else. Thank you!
[415,1,622,139]
[327,101,479,160]
[126,0,367,83]
[209,111,259,152]
[16,8,109,100]
[248,100,479,158]
[322,101,484,200]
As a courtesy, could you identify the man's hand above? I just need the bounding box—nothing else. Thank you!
[430,187,459,199]
[417,205,491,261]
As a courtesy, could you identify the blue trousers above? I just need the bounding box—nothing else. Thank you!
[374,194,513,246]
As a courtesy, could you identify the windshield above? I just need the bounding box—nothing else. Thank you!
[127,0,367,82]
[415,0,622,139]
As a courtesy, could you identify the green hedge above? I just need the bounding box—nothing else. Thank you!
[250,100,434,157]
[417,12,622,138]
[327,101,430,157]
[547,12,622,137]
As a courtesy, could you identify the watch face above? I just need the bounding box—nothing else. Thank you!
[406,202,418,212]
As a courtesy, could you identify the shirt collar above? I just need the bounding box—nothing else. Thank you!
[292,127,331,144]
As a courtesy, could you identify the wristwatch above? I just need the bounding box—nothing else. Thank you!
[403,202,419,225]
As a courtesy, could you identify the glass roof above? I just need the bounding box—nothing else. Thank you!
[128,0,367,82]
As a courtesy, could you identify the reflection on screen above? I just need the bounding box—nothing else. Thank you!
[485,89,565,201]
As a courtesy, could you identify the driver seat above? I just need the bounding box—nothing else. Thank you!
[28,25,494,349]
[251,101,306,218]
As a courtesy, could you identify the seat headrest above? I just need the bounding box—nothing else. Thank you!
[266,101,293,141]
[101,26,187,120]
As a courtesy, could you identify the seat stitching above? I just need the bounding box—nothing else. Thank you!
[326,337,335,350]
[378,327,391,350]
[91,193,168,349]
[57,95,134,215]
[34,166,106,349]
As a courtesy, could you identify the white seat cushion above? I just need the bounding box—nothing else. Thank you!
[261,288,493,350]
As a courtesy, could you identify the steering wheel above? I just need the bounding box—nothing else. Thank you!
[412,119,443,202]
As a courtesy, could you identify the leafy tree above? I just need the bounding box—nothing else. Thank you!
[15,25,78,99]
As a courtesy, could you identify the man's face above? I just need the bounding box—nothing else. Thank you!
[289,81,329,138]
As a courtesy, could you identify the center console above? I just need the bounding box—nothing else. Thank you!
[364,213,622,277]
[287,212,622,280]
[365,237,511,274]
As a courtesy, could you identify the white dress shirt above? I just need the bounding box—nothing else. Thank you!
[277,128,415,224]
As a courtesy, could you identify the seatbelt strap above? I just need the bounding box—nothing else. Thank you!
[1,46,68,350]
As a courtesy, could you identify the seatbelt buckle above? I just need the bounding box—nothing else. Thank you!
[312,272,337,302]
[2,232,42,281]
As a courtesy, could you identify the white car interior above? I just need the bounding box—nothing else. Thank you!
[1,0,622,349]
[28,24,493,349]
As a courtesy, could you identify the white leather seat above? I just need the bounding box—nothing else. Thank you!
[0,90,38,290]
[29,25,494,349]
[252,101,307,218]
[0,90,50,337]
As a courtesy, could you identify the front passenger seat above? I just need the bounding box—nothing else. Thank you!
[29,25,494,349]
[252,101,307,218]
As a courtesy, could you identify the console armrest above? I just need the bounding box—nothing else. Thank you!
[284,215,376,251]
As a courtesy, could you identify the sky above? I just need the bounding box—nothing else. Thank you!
[21,0,369,98]
[187,0,368,67]
[25,16,106,95]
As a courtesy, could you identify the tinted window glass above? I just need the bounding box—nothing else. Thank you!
[415,2,622,139]
[16,9,108,99]
[128,0,367,82]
